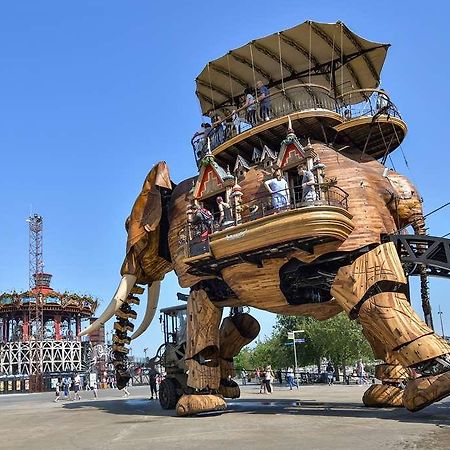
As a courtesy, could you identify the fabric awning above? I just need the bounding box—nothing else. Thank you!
[195,20,389,115]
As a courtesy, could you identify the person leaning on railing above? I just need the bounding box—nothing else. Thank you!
[191,122,211,160]
[189,204,213,241]
[264,168,290,210]
[297,164,317,203]
[243,87,257,125]
[376,88,389,112]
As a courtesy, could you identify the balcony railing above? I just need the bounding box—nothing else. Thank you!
[187,183,349,258]
[336,89,401,121]
[192,84,335,160]
[191,85,403,162]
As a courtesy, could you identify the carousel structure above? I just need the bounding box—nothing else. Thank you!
[0,214,98,392]
[81,20,450,415]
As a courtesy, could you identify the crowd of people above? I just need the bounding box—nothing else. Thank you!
[51,361,370,404]
[192,80,272,158]
[52,369,164,403]
[53,373,95,402]
[189,164,317,244]
[238,361,371,392]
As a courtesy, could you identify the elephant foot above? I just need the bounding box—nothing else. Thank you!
[403,370,450,412]
[218,379,240,399]
[362,384,404,407]
[176,394,227,416]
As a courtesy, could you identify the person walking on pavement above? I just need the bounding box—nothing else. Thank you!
[149,368,159,400]
[91,378,98,399]
[286,367,298,389]
[54,378,61,402]
[73,373,82,400]
[326,362,334,386]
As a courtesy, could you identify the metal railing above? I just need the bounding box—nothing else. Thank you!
[187,183,349,257]
[336,88,401,121]
[191,86,403,162]
[192,84,335,160]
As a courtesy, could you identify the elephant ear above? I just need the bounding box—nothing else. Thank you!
[122,161,174,282]
[126,161,172,252]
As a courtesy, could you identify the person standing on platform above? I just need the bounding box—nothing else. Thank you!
[297,164,317,203]
[256,80,271,121]
[216,196,234,229]
[265,168,290,210]
[243,87,257,125]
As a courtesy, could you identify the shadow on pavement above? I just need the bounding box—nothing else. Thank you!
[62,395,450,427]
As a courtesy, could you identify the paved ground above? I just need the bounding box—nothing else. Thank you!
[0,384,449,449]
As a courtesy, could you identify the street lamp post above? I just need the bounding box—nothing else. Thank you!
[288,330,305,386]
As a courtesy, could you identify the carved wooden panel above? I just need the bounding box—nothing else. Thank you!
[331,242,407,314]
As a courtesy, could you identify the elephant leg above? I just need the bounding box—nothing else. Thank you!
[218,312,260,398]
[176,288,226,416]
[331,242,450,412]
[362,328,412,407]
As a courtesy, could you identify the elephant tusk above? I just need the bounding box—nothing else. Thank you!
[130,281,161,340]
[79,274,137,336]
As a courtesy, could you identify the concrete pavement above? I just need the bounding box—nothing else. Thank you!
[0,384,449,449]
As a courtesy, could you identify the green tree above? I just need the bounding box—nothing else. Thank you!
[236,313,375,379]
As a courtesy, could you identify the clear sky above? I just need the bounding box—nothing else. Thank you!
[1,1,449,358]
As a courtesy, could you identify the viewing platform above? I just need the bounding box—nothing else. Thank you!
[192,85,406,165]
[183,184,354,276]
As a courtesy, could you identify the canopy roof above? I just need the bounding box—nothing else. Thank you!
[196,20,390,115]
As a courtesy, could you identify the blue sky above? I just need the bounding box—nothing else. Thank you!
[1,1,449,358]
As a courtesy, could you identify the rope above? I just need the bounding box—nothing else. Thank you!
[226,53,234,106]
[308,21,312,85]
[396,202,450,234]
[423,202,450,220]
[278,32,285,91]
[249,43,258,97]
[340,23,344,95]
[391,122,410,170]
[377,121,389,155]
[388,154,397,172]
[207,63,216,113]
[329,29,336,92]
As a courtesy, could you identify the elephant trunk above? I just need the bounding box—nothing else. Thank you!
[79,274,137,336]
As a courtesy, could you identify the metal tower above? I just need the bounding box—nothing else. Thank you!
[28,214,45,288]
[27,214,45,390]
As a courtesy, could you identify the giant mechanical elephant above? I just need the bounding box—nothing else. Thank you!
[81,142,450,416]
